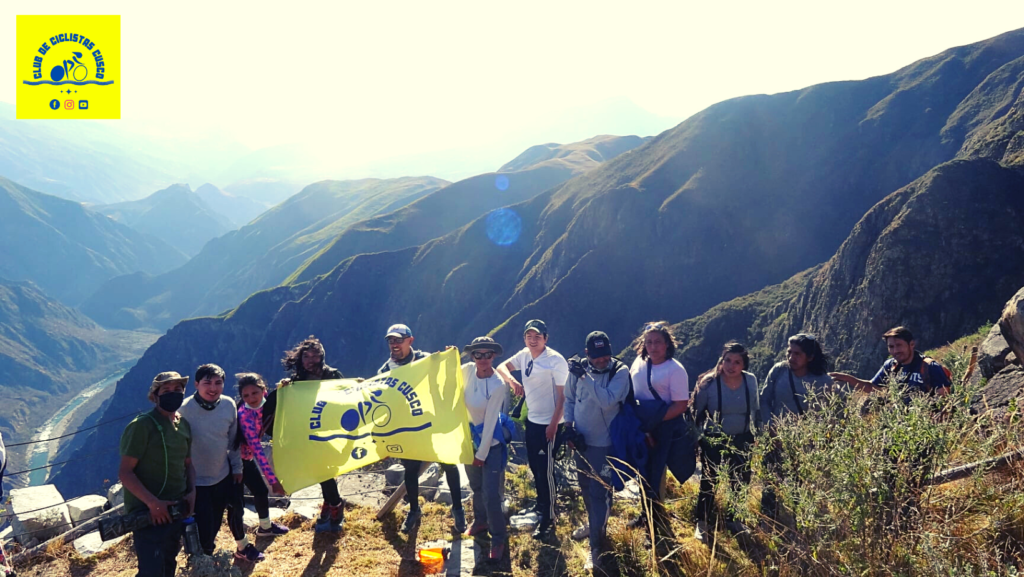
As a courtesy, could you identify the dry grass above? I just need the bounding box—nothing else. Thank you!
[11,463,766,577]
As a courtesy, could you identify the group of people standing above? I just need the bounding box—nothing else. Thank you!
[119,318,951,576]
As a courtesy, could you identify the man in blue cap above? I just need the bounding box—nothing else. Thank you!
[378,323,465,535]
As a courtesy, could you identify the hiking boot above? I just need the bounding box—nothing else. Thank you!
[330,504,345,530]
[627,513,646,529]
[693,520,709,544]
[400,508,422,534]
[467,522,489,537]
[532,519,553,540]
[488,542,506,562]
[233,543,265,562]
[572,523,590,541]
[725,520,750,536]
[452,506,467,533]
[255,521,290,537]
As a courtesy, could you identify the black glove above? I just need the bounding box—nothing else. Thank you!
[568,357,586,379]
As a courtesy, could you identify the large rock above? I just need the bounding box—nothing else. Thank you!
[9,485,73,546]
[66,495,108,526]
[1000,287,1024,366]
[972,364,1024,419]
[106,482,124,508]
[979,324,1013,379]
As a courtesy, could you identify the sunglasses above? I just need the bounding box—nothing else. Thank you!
[644,323,666,332]
[386,337,407,345]
[525,359,534,377]
[472,351,495,360]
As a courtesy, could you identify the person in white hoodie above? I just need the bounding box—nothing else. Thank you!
[564,331,631,572]
[461,336,512,565]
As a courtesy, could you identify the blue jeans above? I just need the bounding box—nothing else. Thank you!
[465,446,508,545]
[576,445,612,553]
[133,521,182,577]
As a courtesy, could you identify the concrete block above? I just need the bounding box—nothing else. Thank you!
[9,484,72,545]
[66,495,108,526]
[385,463,405,488]
[73,530,127,557]
[106,482,124,508]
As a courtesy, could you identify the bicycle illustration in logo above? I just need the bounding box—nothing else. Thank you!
[50,52,88,82]
[340,389,392,432]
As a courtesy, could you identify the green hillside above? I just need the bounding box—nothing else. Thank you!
[94,184,235,256]
[0,176,188,305]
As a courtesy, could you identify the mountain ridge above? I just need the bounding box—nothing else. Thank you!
[0,176,188,305]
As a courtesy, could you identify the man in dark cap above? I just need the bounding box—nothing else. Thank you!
[564,331,631,571]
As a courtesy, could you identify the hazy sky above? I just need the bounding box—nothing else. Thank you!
[3,1,1024,176]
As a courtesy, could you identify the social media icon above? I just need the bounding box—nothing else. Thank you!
[386,445,403,453]
[78,100,89,110]
[64,100,74,110]
[49,99,60,110]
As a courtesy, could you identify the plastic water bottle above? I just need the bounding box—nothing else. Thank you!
[182,517,201,555]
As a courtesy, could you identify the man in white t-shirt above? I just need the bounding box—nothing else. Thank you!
[497,319,569,539]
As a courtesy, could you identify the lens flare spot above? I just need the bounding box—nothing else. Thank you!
[495,175,510,191]
[486,208,522,246]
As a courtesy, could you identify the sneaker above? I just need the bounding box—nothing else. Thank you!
[467,522,489,537]
[233,543,265,562]
[401,508,422,534]
[255,522,290,537]
[584,553,595,571]
[488,542,505,562]
[693,520,709,544]
[532,519,553,540]
[452,507,467,533]
[571,523,590,541]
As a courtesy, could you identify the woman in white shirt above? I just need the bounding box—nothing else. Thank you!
[462,336,511,564]
[629,322,696,529]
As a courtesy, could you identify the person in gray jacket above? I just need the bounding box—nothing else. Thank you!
[564,331,631,572]
[759,333,845,521]
[691,342,761,542]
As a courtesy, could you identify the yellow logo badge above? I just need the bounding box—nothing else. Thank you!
[16,15,120,119]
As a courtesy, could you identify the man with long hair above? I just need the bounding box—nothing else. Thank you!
[263,335,348,532]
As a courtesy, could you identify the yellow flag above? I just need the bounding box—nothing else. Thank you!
[273,349,474,492]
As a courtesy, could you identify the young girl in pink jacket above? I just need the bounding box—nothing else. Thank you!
[236,373,290,536]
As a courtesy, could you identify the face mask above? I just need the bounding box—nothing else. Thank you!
[158,391,185,412]
[245,397,266,411]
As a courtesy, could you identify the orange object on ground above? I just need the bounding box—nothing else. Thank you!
[418,547,445,574]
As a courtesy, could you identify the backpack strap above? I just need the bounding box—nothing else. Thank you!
[743,374,752,433]
[646,361,665,403]
[715,374,753,433]
[141,413,169,497]
[715,375,723,425]
[787,369,806,416]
